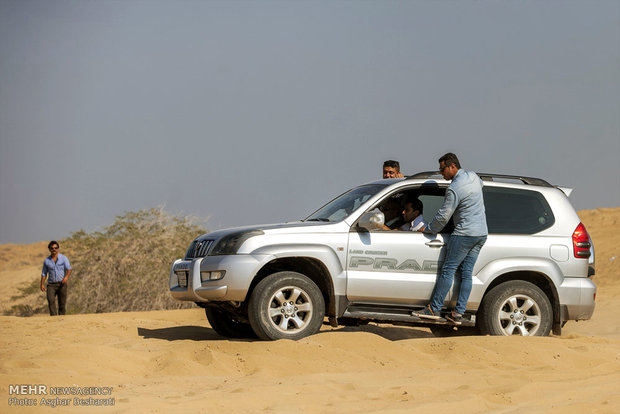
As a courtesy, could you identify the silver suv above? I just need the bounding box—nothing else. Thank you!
[169,172,596,340]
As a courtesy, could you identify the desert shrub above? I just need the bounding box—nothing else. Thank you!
[13,279,42,298]
[5,274,52,316]
[5,304,39,317]
[61,207,206,314]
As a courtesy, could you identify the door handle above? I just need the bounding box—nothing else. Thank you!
[425,240,445,248]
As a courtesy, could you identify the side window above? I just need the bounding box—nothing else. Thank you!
[483,187,555,234]
[365,185,454,233]
[418,194,445,223]
[418,194,455,234]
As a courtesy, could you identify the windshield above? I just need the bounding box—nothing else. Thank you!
[304,184,387,222]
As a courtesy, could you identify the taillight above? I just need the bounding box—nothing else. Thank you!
[572,222,591,259]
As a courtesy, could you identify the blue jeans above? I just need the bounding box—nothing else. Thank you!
[429,235,487,315]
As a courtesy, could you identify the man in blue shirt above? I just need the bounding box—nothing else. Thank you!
[40,240,72,316]
[413,153,488,324]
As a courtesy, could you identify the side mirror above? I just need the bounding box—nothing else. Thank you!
[357,210,385,231]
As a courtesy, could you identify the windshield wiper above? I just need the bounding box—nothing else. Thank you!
[306,218,330,222]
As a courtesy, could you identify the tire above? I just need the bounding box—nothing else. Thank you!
[248,271,325,340]
[205,307,256,339]
[429,325,480,337]
[478,280,553,336]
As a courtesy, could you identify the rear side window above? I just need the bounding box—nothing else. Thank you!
[483,187,555,234]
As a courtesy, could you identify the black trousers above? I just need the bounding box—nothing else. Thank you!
[46,282,67,316]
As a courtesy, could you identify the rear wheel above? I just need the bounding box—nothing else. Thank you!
[478,280,553,336]
[248,271,325,340]
[205,307,255,339]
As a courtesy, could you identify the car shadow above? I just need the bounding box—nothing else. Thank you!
[137,326,237,341]
[138,322,438,342]
[323,323,435,340]
[137,324,435,342]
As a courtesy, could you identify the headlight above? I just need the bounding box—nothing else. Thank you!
[210,230,264,255]
[200,270,225,283]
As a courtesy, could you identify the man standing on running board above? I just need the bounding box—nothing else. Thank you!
[413,153,487,325]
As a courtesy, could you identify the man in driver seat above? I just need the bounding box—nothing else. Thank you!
[380,196,405,229]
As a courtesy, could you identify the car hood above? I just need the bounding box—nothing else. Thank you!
[194,221,337,242]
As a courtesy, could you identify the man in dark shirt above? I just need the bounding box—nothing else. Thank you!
[380,196,405,229]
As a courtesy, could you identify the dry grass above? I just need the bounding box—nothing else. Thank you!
[0,242,48,272]
[5,207,206,315]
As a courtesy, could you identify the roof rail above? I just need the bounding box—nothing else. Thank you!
[406,171,442,180]
[406,171,553,187]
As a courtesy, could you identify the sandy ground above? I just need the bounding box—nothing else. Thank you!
[1,209,619,413]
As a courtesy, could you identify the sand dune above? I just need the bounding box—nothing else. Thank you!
[0,242,48,316]
[1,209,619,413]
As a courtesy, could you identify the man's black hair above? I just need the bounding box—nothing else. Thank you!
[48,240,59,250]
[383,160,400,171]
[407,198,423,214]
[438,153,461,169]
[385,195,404,209]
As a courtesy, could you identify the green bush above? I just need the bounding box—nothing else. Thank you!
[61,207,207,314]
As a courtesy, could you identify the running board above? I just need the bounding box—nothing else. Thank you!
[341,304,476,327]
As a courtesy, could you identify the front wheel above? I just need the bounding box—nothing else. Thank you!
[248,271,325,340]
[478,280,553,336]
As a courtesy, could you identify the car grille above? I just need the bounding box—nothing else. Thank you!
[185,239,214,259]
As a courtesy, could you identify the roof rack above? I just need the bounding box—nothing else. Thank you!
[406,171,553,187]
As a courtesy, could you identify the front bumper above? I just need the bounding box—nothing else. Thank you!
[169,254,274,302]
[558,277,596,321]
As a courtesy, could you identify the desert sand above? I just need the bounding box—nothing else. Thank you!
[1,209,619,413]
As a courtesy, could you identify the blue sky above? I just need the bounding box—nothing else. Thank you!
[1,0,619,243]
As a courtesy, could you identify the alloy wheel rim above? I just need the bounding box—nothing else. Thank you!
[267,286,313,334]
[497,294,542,336]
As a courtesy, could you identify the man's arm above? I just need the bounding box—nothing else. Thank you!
[41,262,47,291]
[381,224,403,231]
[61,256,72,284]
[61,269,71,284]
